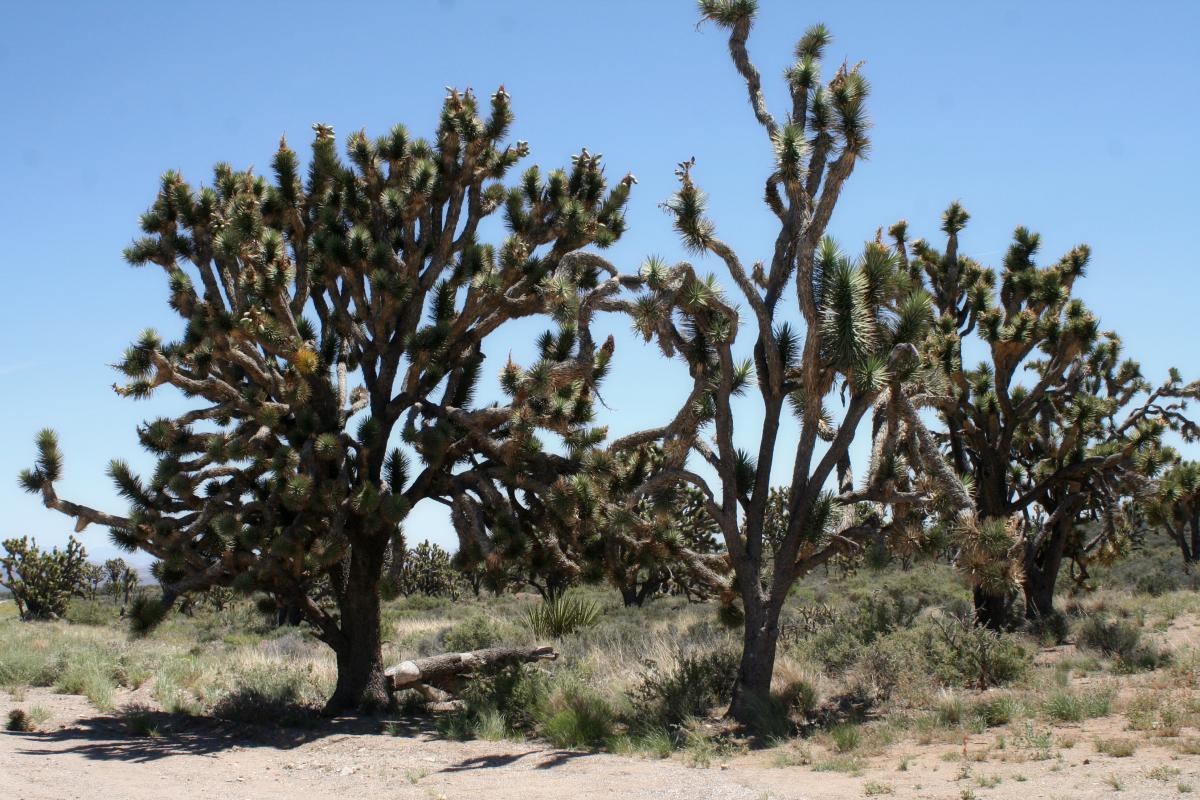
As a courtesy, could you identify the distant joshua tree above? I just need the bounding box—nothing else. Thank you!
[0,535,88,619]
[1144,460,1200,569]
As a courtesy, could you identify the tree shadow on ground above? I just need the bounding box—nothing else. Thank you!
[441,748,593,772]
[9,705,438,764]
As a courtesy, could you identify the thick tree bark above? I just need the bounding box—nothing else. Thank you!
[727,595,781,724]
[325,537,389,714]
[1023,524,1069,623]
[973,586,1015,631]
[1023,564,1058,623]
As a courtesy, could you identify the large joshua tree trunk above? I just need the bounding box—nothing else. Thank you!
[1023,518,1071,623]
[1021,495,1085,623]
[326,535,389,713]
[728,591,781,721]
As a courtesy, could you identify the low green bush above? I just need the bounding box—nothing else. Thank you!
[440,615,501,652]
[1042,688,1112,722]
[211,664,326,726]
[65,600,118,626]
[973,695,1018,727]
[1077,615,1169,671]
[539,684,618,749]
[920,615,1029,689]
[630,648,738,728]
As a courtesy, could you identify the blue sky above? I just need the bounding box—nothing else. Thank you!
[2,1,1198,565]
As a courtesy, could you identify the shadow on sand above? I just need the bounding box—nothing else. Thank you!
[441,748,593,772]
[8,706,594,775]
[8,707,440,764]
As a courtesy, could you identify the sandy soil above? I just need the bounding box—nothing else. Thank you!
[4,684,1199,800]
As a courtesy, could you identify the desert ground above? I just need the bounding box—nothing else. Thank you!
[4,555,1200,800]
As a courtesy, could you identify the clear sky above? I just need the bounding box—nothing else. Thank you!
[2,1,1198,566]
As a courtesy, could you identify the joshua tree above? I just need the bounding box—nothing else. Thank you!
[516,1,969,725]
[1143,459,1200,569]
[21,88,639,711]
[102,557,139,609]
[80,562,105,600]
[0,536,88,619]
[899,205,1199,626]
[387,540,461,598]
[615,482,726,606]
[449,434,728,606]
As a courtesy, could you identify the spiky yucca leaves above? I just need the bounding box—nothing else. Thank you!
[1143,459,1200,567]
[899,205,1200,626]
[21,88,640,711]
[445,434,729,605]
[0,536,88,619]
[588,447,728,607]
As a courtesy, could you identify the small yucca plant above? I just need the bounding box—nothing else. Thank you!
[524,594,601,638]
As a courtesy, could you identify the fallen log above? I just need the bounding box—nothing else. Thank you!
[384,645,557,695]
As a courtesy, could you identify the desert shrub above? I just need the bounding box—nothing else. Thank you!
[847,633,921,700]
[65,599,117,626]
[973,694,1018,727]
[1125,690,1185,735]
[792,591,924,673]
[6,708,33,731]
[1024,610,1069,645]
[525,594,601,639]
[920,614,1029,688]
[802,623,866,673]
[392,594,452,613]
[538,683,618,749]
[119,703,162,737]
[151,656,210,714]
[1077,615,1169,671]
[439,615,501,652]
[774,677,819,719]
[1092,542,1200,596]
[440,663,550,739]
[0,639,58,688]
[1095,737,1137,757]
[1042,688,1112,722]
[632,727,674,757]
[53,649,119,710]
[829,722,862,752]
[789,576,967,678]
[934,692,968,726]
[630,648,738,728]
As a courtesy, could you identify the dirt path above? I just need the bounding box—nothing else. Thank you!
[3,687,1198,800]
